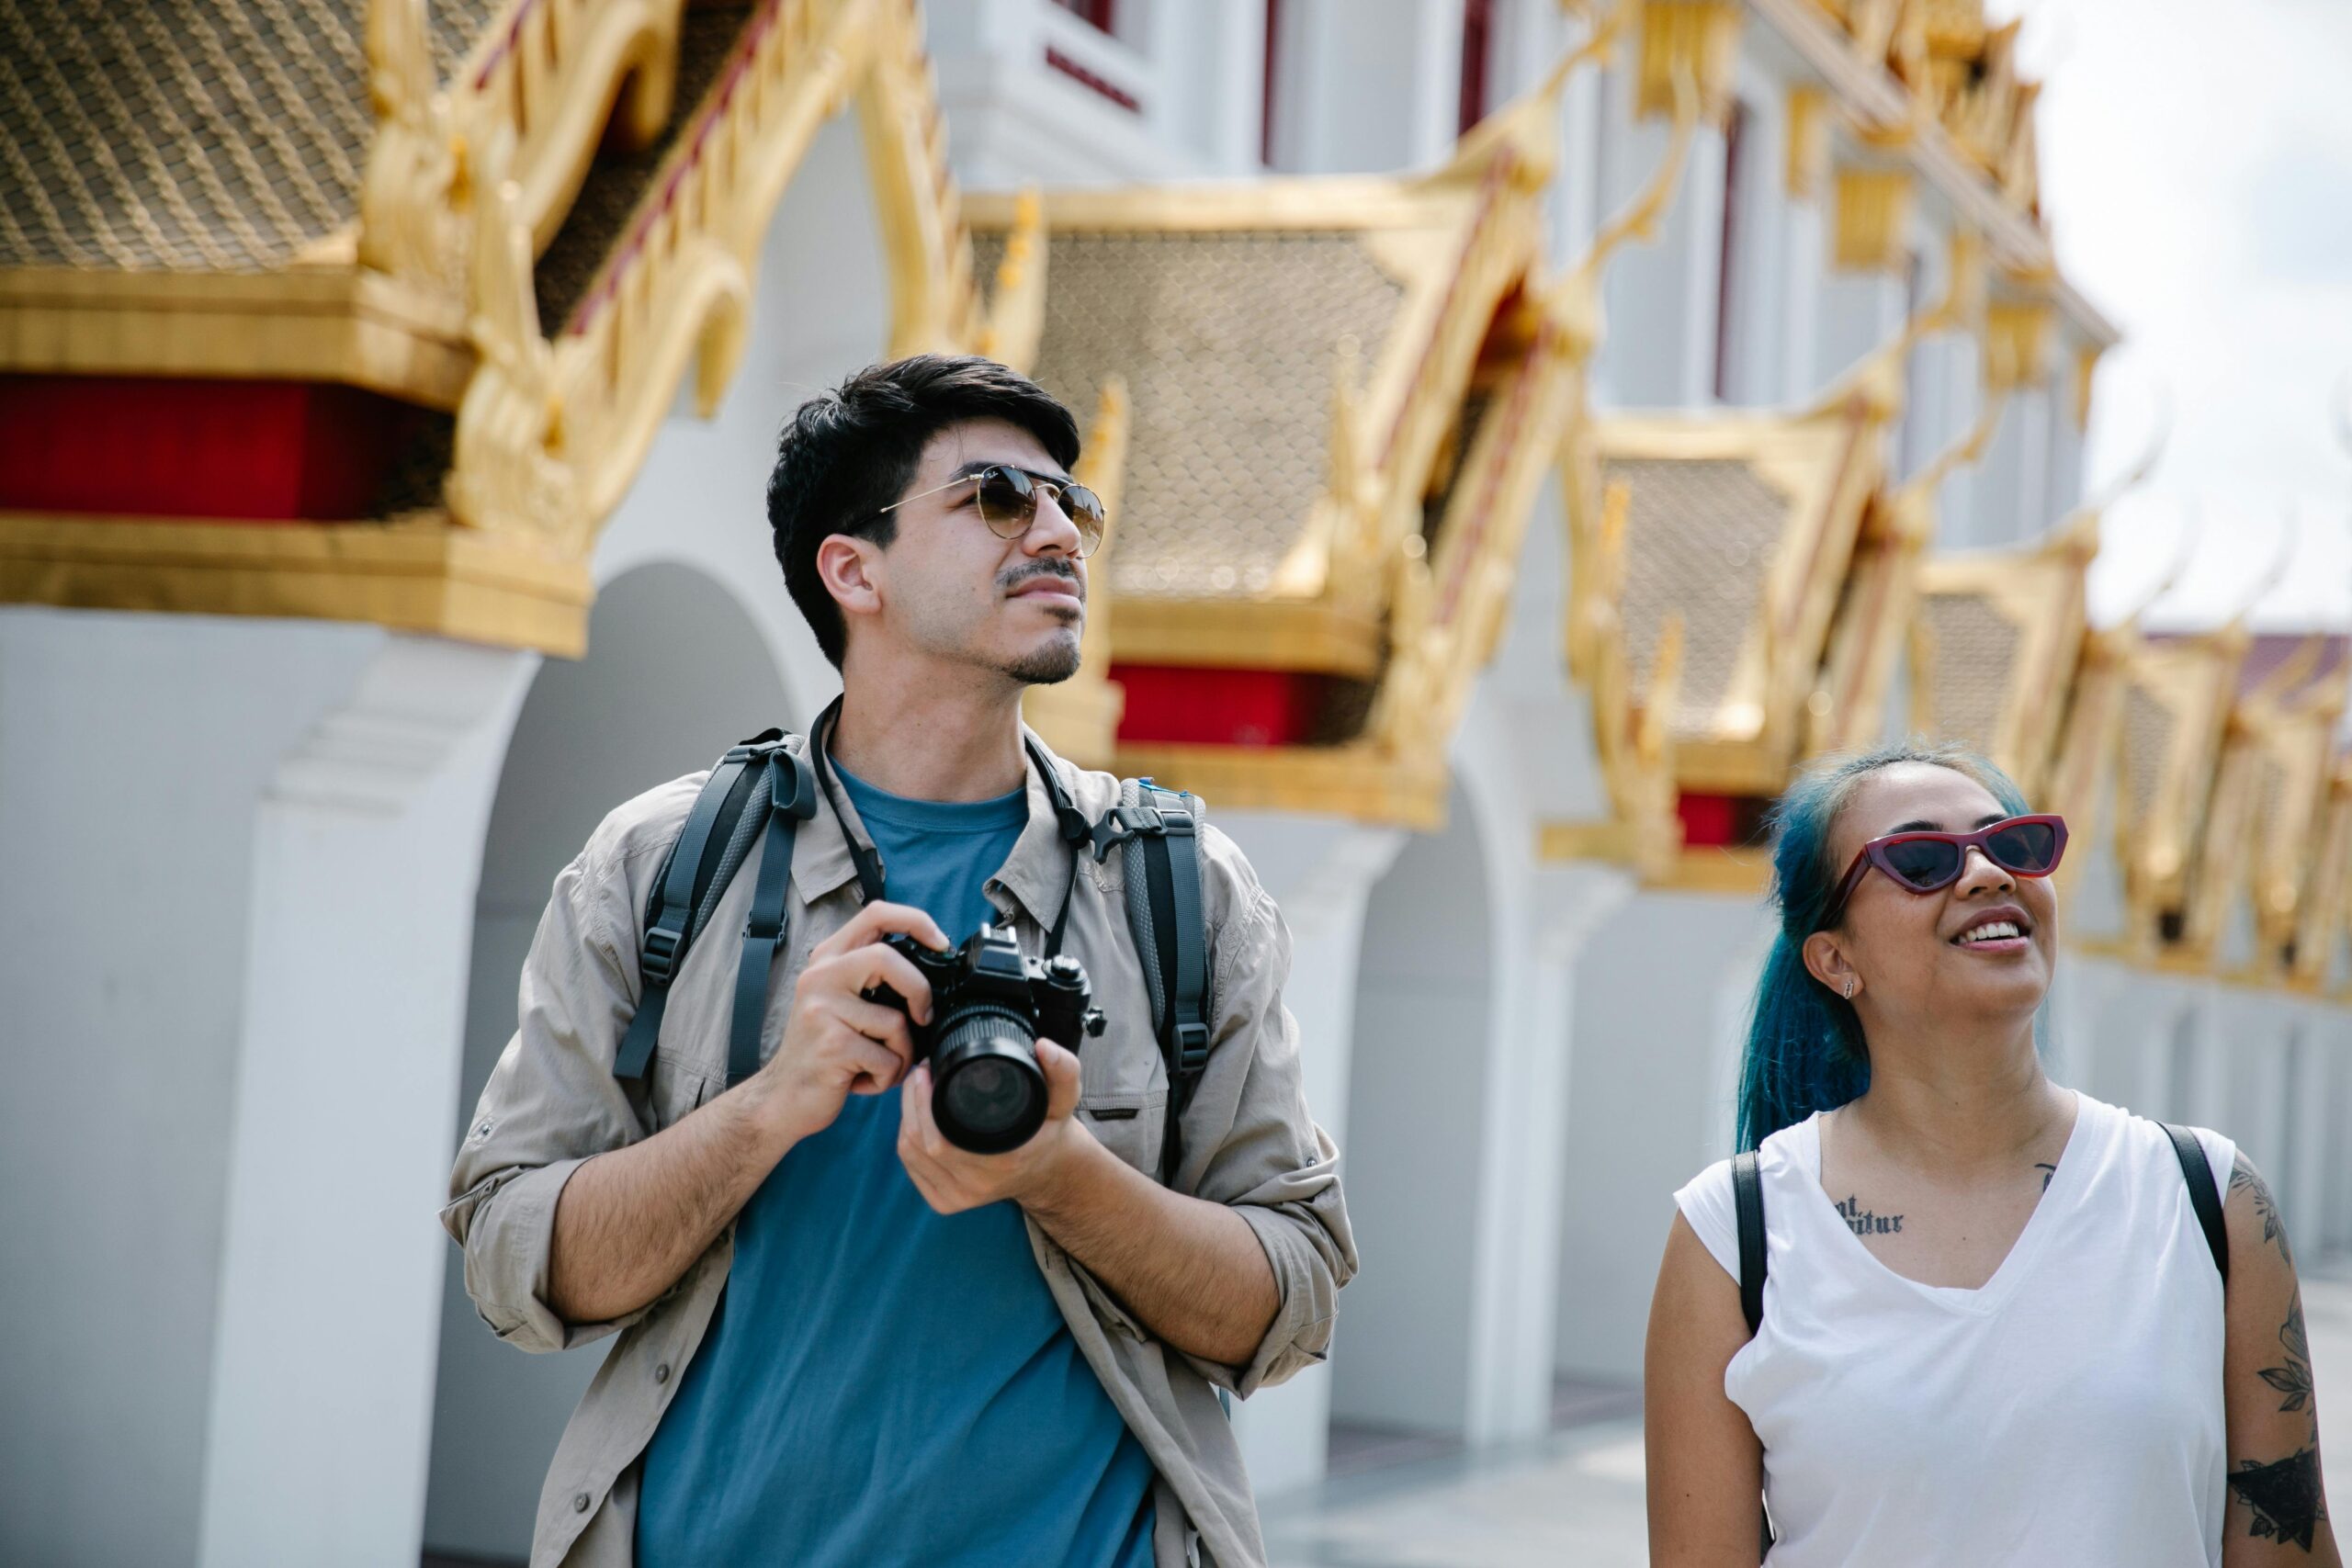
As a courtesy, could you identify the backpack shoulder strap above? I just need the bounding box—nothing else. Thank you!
[1093,778,1213,1187]
[2160,1121,2230,1287]
[613,730,810,1085]
[1732,1147,1767,1337]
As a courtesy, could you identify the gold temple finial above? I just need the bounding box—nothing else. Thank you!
[977,186,1047,374]
[2248,632,2329,707]
[1637,610,1685,768]
[1804,227,1984,423]
[1439,0,1634,190]
[2041,383,2167,555]
[2225,508,2302,630]
[1894,387,2008,534]
[1574,57,1701,286]
[2119,500,2201,627]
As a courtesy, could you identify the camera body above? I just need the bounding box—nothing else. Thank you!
[865,923,1106,1153]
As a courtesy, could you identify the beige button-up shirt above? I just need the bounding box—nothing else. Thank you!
[442,728,1356,1568]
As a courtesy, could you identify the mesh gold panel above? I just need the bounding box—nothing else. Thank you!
[1922,591,2020,757]
[2120,682,2175,823]
[0,0,500,272]
[974,229,1408,602]
[1604,455,1790,729]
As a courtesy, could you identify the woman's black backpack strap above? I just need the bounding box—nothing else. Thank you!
[612,730,811,1085]
[2160,1121,2230,1286]
[1732,1148,1767,1337]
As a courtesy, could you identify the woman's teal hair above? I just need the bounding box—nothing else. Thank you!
[1734,739,2032,1152]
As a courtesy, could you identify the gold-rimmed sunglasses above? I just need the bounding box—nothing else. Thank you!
[878,464,1108,558]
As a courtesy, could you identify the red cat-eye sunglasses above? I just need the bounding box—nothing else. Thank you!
[1821,814,2068,928]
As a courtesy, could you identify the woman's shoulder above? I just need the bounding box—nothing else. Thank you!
[2091,1093,2234,1189]
[1674,1119,1814,1280]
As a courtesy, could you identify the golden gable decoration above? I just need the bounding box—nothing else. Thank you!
[2108,625,2249,960]
[0,0,1033,658]
[967,28,1641,829]
[2232,642,2350,984]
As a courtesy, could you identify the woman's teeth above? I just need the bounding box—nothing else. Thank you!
[1957,921,2022,945]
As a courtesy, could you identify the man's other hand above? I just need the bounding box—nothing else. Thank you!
[897,1037,1089,1213]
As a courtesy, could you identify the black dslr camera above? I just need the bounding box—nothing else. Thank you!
[865,923,1106,1154]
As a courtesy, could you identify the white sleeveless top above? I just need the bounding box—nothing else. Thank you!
[1676,1093,2233,1567]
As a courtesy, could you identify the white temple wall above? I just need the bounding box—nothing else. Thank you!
[0,610,474,1566]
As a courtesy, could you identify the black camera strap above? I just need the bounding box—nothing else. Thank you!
[808,694,1089,961]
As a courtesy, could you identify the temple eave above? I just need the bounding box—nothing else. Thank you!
[0,511,589,657]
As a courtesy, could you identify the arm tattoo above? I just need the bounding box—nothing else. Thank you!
[2260,1296,2316,1414]
[1835,1195,1903,1236]
[2230,1446,2325,1551]
[2035,1161,2057,1192]
[2231,1154,2295,1266]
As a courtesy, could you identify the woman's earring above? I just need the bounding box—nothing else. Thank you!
[1842,977,1856,1000]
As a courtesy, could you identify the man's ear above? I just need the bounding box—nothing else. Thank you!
[815,535,884,625]
[1802,930,1857,997]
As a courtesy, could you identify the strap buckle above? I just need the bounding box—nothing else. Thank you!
[1174,1020,1211,1077]
[766,744,819,820]
[640,922,684,987]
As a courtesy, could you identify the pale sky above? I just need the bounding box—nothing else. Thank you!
[1993,0,2352,630]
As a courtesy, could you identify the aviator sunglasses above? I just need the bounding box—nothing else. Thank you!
[879,464,1108,558]
[1821,814,2068,928]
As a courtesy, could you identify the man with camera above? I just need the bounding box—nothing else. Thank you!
[444,355,1356,1568]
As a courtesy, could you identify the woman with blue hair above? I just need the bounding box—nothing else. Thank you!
[1644,742,2340,1565]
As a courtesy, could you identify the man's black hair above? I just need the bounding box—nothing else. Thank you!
[767,354,1082,667]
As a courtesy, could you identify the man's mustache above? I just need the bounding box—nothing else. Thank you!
[1001,560,1083,600]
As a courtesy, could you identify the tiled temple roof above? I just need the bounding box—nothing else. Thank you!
[974,228,1408,605]
[0,0,499,272]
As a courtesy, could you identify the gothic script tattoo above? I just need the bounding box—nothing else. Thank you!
[2260,1297,2316,1415]
[2232,1154,2294,1267]
[1835,1195,1903,1236]
[2035,1161,2057,1192]
[2229,1446,2325,1551]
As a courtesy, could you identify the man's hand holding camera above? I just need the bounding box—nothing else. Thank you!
[898,1031,1086,1214]
[738,900,948,1149]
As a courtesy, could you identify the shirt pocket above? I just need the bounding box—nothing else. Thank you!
[1080,1087,1167,1180]
[649,1052,717,1131]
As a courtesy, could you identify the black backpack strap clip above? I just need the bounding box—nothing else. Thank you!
[1732,1147,1767,1338]
[2160,1121,2230,1286]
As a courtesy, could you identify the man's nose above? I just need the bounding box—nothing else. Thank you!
[1024,487,1083,556]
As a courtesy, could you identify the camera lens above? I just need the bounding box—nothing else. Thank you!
[929,1005,1046,1154]
[942,1057,1025,1136]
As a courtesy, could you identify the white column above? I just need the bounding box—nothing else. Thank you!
[197,637,535,1568]
[0,610,427,1564]
[1599,110,1726,409]
[1212,812,1405,1499]
[1556,891,1777,1383]
[1468,860,1634,1441]
[1278,0,1462,176]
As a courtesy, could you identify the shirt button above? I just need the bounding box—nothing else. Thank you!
[654,1362,672,1384]
[572,1493,591,1513]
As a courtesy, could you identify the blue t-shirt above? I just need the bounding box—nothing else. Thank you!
[636,759,1155,1568]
